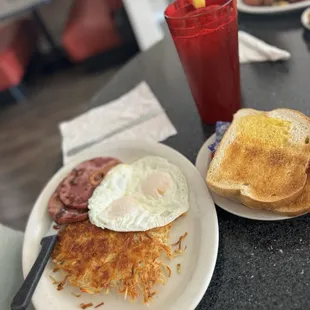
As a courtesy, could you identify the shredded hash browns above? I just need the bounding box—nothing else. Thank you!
[51,220,174,303]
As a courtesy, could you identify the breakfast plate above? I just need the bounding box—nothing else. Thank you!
[23,140,218,310]
[196,133,294,221]
[237,0,310,14]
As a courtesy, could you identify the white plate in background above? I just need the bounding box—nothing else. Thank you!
[301,7,310,30]
[238,0,310,14]
[196,134,294,221]
[23,140,218,310]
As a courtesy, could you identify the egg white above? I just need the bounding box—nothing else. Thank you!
[88,156,189,231]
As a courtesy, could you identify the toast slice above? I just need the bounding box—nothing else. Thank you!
[238,176,310,216]
[206,109,310,210]
[271,176,310,215]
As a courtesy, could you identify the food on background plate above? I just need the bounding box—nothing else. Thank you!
[48,157,121,224]
[89,156,189,232]
[243,0,272,6]
[51,220,186,304]
[206,108,310,215]
[242,0,301,6]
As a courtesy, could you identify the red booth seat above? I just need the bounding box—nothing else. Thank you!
[62,0,123,62]
[0,19,37,92]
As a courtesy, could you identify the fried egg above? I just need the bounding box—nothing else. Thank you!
[88,156,189,231]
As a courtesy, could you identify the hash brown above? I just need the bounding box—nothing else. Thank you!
[52,220,175,304]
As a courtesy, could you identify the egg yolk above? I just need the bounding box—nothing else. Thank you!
[141,172,172,198]
[106,196,137,218]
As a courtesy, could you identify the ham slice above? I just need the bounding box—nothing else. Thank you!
[48,157,121,224]
[58,158,121,209]
[48,189,88,225]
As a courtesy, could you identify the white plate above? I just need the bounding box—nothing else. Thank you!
[23,140,218,310]
[196,134,294,221]
[301,7,310,30]
[238,0,310,14]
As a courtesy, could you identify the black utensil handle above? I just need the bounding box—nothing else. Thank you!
[11,235,57,310]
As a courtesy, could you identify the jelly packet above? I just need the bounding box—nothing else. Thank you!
[208,121,231,154]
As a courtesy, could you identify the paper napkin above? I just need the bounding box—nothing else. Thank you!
[0,224,35,310]
[59,82,177,165]
[239,31,291,63]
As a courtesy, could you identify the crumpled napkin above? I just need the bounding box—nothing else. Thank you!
[59,82,177,165]
[0,224,35,310]
[239,31,291,63]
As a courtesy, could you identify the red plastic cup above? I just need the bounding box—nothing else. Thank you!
[165,0,241,124]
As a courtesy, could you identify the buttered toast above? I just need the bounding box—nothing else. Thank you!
[206,109,310,213]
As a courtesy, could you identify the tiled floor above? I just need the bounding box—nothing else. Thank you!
[0,66,117,230]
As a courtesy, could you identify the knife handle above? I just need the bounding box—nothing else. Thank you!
[11,235,57,310]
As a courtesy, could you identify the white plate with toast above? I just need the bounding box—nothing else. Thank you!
[23,140,218,310]
[196,133,294,221]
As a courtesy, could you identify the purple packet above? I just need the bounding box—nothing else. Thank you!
[208,121,231,154]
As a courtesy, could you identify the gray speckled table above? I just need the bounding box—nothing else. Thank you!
[90,12,310,310]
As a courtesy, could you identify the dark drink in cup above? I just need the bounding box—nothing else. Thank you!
[165,0,240,124]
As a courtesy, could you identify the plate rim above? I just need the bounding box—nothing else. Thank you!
[195,133,298,221]
[23,139,219,310]
[237,0,310,14]
[301,7,310,30]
